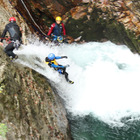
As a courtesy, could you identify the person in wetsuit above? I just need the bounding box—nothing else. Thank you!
[0,17,22,60]
[45,53,74,84]
[45,16,67,43]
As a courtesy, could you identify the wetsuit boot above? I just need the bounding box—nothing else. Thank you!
[4,42,18,60]
[68,80,74,84]
[12,55,18,61]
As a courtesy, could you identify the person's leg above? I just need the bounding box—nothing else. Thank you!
[64,72,69,82]
[64,71,74,84]
[4,42,17,58]
[58,68,68,80]
[58,68,74,84]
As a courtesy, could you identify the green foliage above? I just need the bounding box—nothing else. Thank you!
[0,123,7,137]
[0,87,2,93]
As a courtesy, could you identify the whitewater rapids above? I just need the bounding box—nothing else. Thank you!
[15,40,140,127]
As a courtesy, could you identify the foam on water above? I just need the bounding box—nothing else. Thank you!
[15,40,140,126]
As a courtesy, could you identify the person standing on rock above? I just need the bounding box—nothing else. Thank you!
[0,17,22,60]
[45,16,68,43]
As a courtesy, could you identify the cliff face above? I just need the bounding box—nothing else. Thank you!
[0,47,72,140]
[6,0,139,53]
[0,0,31,44]
[64,0,140,52]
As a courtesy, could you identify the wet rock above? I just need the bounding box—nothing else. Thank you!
[0,47,72,140]
[82,0,90,3]
[70,6,87,20]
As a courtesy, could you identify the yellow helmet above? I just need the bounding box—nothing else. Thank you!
[55,16,62,21]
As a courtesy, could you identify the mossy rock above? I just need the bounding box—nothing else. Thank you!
[0,123,7,138]
[66,15,106,42]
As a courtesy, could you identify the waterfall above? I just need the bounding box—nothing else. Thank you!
[15,40,140,127]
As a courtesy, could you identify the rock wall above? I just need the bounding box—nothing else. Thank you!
[0,0,31,44]
[65,0,140,52]
[0,47,72,140]
[6,0,140,53]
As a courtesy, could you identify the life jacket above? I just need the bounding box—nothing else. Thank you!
[45,57,64,74]
[50,59,58,66]
[52,23,63,36]
[45,57,59,69]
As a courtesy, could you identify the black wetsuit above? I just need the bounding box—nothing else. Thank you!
[0,21,22,58]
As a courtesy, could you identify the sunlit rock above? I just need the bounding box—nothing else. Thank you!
[82,0,90,3]
[120,16,131,24]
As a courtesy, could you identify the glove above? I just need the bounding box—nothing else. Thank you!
[45,35,50,40]
[64,65,70,68]
[61,56,68,59]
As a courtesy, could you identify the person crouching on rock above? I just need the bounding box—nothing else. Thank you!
[45,53,74,84]
[0,17,22,60]
[45,16,68,43]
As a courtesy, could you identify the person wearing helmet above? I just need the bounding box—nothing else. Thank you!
[0,17,22,60]
[45,16,67,43]
[45,53,74,84]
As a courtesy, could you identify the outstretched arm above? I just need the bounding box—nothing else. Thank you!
[55,56,67,59]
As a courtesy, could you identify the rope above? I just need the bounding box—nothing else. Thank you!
[20,0,47,37]
[0,37,10,42]
[0,38,10,40]
[8,0,47,37]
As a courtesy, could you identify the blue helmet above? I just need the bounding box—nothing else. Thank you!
[48,53,55,60]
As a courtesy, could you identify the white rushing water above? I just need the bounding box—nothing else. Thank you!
[15,40,140,126]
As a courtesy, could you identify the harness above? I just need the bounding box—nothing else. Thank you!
[51,59,58,65]
[11,40,21,50]
[46,59,63,73]
[0,37,10,43]
[46,59,58,68]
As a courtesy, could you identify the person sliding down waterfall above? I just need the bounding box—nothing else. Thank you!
[0,17,22,60]
[45,16,68,43]
[45,53,74,84]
